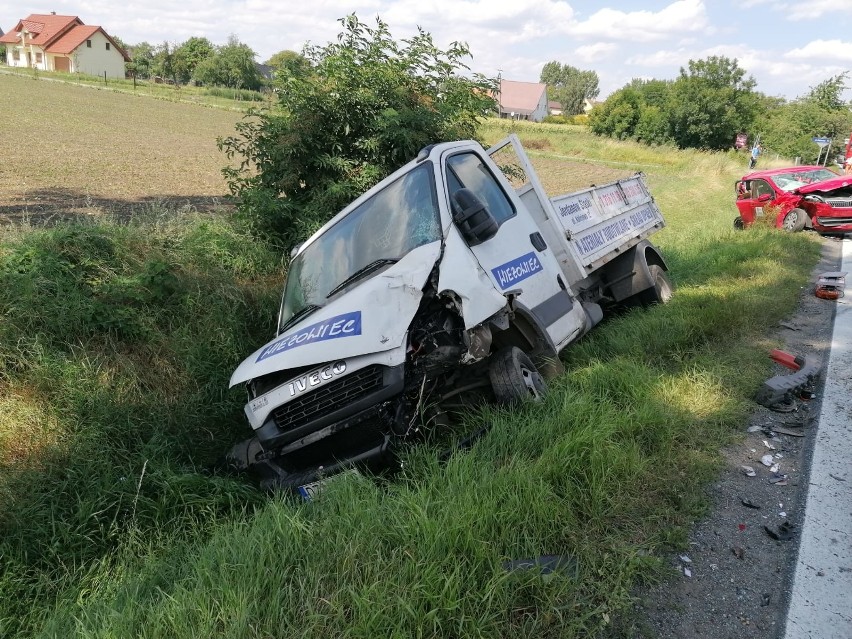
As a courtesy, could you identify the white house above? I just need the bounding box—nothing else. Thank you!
[496,80,548,123]
[0,13,128,78]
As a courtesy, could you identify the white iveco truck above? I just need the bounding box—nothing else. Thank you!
[227,135,672,491]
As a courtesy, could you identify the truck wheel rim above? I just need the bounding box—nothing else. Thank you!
[521,366,545,400]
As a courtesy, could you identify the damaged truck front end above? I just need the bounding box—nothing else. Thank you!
[226,156,503,490]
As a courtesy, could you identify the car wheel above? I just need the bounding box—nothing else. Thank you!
[733,216,745,230]
[638,264,674,306]
[781,208,807,232]
[489,346,547,404]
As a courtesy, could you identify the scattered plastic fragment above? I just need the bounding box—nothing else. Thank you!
[761,593,771,606]
[502,554,578,577]
[769,399,797,413]
[814,271,846,300]
[764,520,796,541]
[779,511,786,517]
[742,465,756,477]
[798,389,816,401]
[683,567,692,578]
[770,464,781,474]
[769,473,788,485]
[741,498,761,509]
[747,425,763,433]
[774,426,805,437]
[763,440,776,450]
[679,555,692,564]
[756,350,821,409]
[779,321,799,331]
[761,454,774,467]
[732,546,745,560]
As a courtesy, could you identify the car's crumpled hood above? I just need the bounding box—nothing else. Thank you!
[797,175,852,194]
[229,242,442,387]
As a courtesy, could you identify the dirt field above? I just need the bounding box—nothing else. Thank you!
[0,72,244,222]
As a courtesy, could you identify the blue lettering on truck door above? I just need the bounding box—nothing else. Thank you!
[490,252,544,290]
[256,311,362,362]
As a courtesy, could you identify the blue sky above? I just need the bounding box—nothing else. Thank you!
[3,1,851,100]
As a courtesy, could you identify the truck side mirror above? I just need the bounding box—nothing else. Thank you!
[757,193,772,202]
[451,189,499,245]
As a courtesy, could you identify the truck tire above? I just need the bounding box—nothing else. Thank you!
[637,264,674,306]
[489,346,547,404]
[733,216,745,230]
[781,208,807,232]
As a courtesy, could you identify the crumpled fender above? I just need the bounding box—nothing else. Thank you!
[229,242,442,387]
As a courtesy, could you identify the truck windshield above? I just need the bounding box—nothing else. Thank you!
[279,163,441,331]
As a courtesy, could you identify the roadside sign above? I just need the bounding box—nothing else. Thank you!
[813,137,830,148]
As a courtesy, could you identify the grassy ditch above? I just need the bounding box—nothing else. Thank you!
[0,116,823,637]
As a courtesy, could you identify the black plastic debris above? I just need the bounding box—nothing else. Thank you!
[741,498,761,510]
[764,520,796,541]
[755,350,821,409]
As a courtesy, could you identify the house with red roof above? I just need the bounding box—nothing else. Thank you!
[496,80,549,123]
[0,13,128,78]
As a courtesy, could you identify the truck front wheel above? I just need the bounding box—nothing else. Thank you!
[489,346,547,404]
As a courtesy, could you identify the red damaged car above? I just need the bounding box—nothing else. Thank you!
[734,166,852,233]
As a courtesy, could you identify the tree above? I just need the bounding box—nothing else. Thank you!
[126,41,155,79]
[266,50,311,80]
[219,14,496,247]
[805,72,849,111]
[173,37,215,84]
[540,61,599,115]
[667,56,760,149]
[193,36,262,90]
[757,73,852,163]
[151,41,176,82]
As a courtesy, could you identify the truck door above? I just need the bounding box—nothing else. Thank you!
[441,148,586,349]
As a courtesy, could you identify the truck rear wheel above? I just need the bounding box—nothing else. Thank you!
[489,346,547,404]
[638,264,674,306]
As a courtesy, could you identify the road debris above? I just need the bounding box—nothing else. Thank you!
[742,465,757,477]
[761,454,774,467]
[732,546,746,560]
[741,498,761,509]
[773,426,805,437]
[764,520,796,541]
[814,271,846,300]
[755,349,821,409]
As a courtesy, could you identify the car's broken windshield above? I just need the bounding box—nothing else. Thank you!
[278,163,441,332]
[774,168,838,192]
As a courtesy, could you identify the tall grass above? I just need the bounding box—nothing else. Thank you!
[0,126,823,638]
[0,210,282,637]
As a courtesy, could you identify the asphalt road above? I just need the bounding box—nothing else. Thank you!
[784,237,852,639]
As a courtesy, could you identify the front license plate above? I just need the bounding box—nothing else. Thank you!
[297,469,359,501]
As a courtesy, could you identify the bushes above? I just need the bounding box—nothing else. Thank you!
[219,15,496,249]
